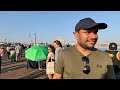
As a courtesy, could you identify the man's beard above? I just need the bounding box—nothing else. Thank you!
[78,38,97,50]
[79,43,94,50]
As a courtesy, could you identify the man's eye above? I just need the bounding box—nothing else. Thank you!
[84,32,89,34]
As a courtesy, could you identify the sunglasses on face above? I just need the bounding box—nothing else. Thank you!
[48,49,51,50]
[82,56,90,74]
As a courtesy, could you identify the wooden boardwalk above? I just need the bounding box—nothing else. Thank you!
[0,55,48,79]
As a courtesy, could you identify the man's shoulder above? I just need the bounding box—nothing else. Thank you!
[93,48,109,56]
[62,46,75,53]
[92,48,112,62]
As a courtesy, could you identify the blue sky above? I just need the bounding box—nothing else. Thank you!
[0,11,120,44]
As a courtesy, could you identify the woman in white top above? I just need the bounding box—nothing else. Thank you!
[46,45,55,79]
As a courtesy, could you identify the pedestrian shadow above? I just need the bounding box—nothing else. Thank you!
[1,64,26,73]
[1,59,27,66]
[19,69,47,79]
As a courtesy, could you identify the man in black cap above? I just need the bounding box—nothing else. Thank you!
[105,42,120,79]
[53,17,115,79]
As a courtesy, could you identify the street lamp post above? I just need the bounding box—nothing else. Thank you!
[5,39,6,43]
[29,32,36,45]
[29,32,31,45]
[34,33,36,45]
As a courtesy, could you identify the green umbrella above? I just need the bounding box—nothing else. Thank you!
[25,45,48,61]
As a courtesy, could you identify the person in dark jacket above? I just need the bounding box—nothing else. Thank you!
[105,42,120,79]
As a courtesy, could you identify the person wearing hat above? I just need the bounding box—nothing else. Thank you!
[53,17,115,79]
[105,42,120,79]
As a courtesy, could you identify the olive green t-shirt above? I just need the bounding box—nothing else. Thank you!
[55,46,116,79]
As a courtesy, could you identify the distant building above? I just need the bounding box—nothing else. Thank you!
[0,42,5,45]
[69,42,76,46]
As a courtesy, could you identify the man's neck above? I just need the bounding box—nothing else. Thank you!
[75,44,92,56]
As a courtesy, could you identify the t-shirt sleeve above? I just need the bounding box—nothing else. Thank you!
[105,53,116,79]
[54,51,64,74]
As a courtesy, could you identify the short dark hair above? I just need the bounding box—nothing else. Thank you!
[54,40,62,47]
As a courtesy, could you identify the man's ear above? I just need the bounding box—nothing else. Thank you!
[74,31,79,40]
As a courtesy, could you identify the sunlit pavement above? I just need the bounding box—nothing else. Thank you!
[0,55,48,79]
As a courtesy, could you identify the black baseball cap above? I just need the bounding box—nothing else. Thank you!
[75,17,107,32]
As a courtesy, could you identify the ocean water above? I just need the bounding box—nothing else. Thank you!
[99,48,120,51]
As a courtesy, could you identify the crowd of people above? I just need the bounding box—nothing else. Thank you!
[1,17,120,79]
[0,43,24,73]
[0,43,29,63]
